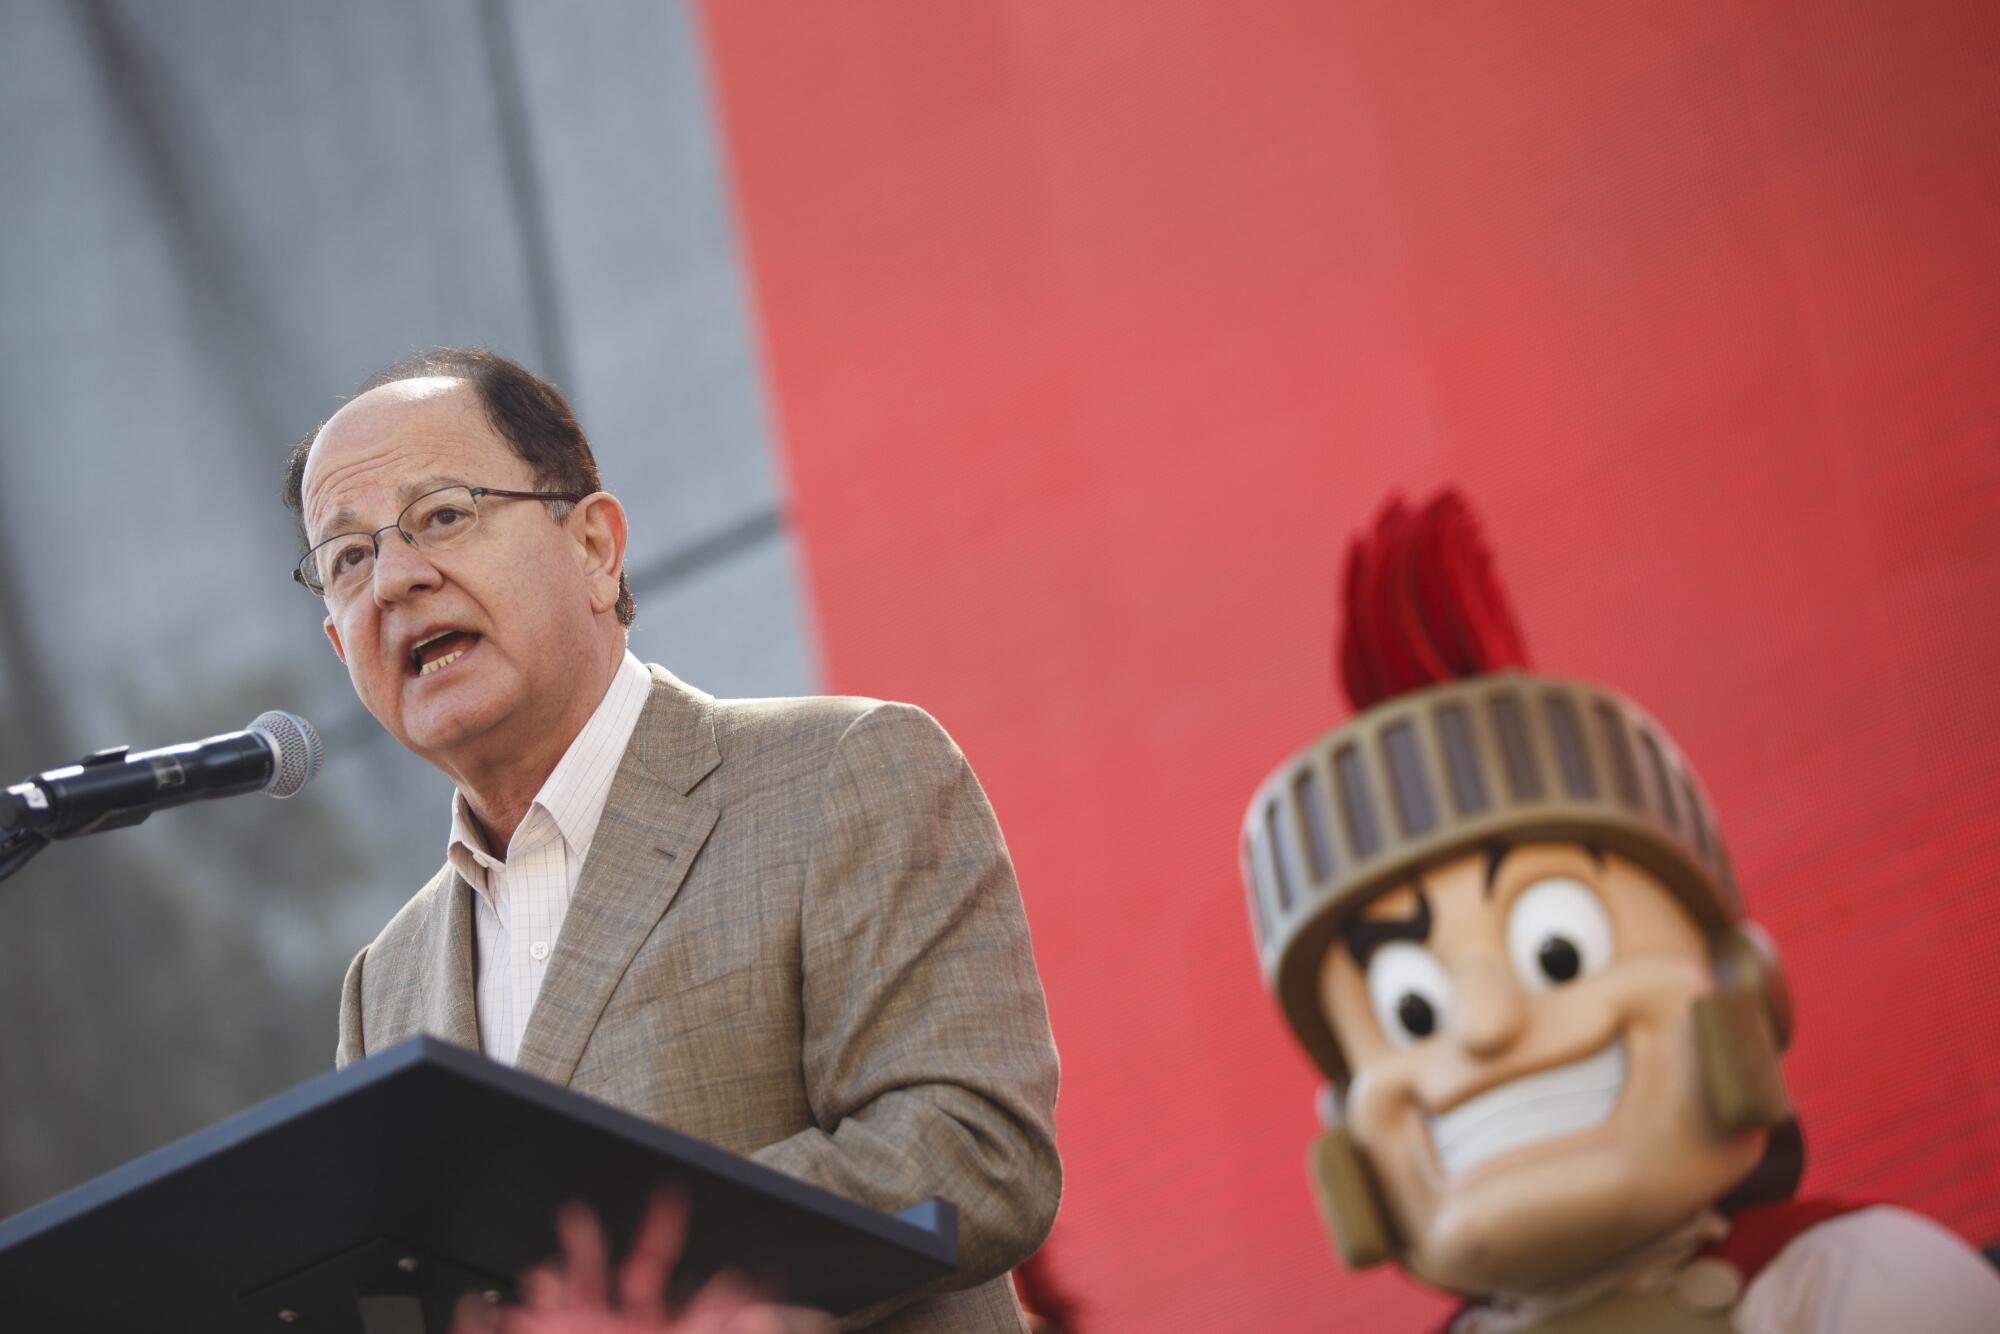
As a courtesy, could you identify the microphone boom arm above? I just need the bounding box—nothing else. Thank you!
[0,711,320,885]
[0,823,49,885]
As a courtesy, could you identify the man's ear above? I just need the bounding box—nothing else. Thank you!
[569,492,629,616]
[323,617,347,664]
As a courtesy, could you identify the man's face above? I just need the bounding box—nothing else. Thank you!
[1322,843,1765,1295]
[300,378,614,775]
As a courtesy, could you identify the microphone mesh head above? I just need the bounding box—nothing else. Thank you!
[250,711,323,798]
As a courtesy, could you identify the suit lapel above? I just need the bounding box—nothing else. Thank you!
[513,668,722,1087]
[419,868,480,1051]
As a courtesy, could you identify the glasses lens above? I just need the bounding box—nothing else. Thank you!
[312,534,376,598]
[403,487,481,549]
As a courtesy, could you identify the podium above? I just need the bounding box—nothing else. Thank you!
[0,1037,957,1333]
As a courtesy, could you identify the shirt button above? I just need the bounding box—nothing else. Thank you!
[528,940,550,962]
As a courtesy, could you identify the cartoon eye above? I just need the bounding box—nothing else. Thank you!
[1365,942,1455,1048]
[1506,876,1614,991]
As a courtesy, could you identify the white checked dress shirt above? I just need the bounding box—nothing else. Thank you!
[447,650,653,1066]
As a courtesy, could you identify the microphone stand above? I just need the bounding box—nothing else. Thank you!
[0,787,50,882]
[0,822,49,884]
[1,714,319,882]
[1,743,188,877]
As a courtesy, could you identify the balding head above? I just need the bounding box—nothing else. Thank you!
[284,348,634,626]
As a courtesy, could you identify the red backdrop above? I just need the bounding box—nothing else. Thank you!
[698,3,2000,1327]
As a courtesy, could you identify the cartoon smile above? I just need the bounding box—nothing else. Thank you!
[1423,1038,1627,1178]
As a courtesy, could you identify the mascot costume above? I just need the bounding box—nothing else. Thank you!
[1239,491,1999,1332]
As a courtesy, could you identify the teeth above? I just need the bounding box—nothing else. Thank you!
[418,649,466,677]
[1423,1039,1626,1178]
[409,632,464,673]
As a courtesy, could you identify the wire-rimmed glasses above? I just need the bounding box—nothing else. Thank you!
[293,484,583,602]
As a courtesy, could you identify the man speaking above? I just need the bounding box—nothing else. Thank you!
[282,348,1061,1332]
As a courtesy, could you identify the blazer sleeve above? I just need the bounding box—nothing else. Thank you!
[335,944,367,1068]
[749,701,1062,1318]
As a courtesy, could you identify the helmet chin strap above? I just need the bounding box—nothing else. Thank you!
[1308,1084,1398,1269]
[1695,922,1794,1136]
[1693,984,1792,1136]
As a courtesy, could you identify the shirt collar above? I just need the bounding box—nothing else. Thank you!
[447,650,654,895]
[1456,1210,1729,1332]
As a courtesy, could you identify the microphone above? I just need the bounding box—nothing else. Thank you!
[1,711,323,840]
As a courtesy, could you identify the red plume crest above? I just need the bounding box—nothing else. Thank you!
[1338,489,1528,711]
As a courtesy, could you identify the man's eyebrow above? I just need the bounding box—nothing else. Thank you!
[310,507,356,546]
[311,476,465,544]
[397,474,464,503]
[1483,840,1604,898]
[1343,882,1433,966]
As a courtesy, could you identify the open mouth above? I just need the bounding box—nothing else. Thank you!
[1423,1038,1627,1178]
[408,630,480,678]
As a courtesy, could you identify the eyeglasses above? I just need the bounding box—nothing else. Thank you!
[294,484,583,601]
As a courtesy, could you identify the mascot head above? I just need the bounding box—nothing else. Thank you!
[1241,491,1797,1296]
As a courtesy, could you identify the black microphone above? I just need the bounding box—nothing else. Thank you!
[0,711,323,840]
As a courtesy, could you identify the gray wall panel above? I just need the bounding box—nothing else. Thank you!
[0,0,815,1213]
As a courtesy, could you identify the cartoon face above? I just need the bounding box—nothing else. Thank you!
[1320,841,1767,1295]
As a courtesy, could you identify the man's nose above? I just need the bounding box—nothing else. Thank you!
[370,533,442,605]
[1453,954,1528,1057]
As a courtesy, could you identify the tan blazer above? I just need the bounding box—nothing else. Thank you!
[336,666,1061,1332]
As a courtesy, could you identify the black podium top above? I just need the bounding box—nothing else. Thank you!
[0,1037,957,1333]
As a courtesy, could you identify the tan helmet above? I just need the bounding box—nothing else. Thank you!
[1242,667,1781,1085]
